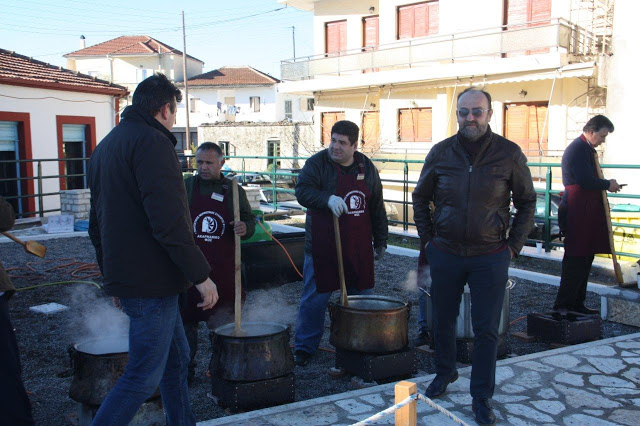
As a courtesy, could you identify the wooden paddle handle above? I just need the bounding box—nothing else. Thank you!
[333,215,349,307]
[593,153,624,284]
[232,178,242,332]
[1,231,26,247]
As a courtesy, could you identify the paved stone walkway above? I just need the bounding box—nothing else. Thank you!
[199,332,640,425]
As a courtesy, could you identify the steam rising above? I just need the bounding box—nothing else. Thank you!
[401,266,431,293]
[242,287,298,326]
[68,285,129,344]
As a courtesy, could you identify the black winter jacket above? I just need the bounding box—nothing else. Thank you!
[295,150,388,254]
[88,106,210,298]
[412,129,536,256]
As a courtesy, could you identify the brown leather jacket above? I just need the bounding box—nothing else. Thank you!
[0,196,16,299]
[412,130,536,256]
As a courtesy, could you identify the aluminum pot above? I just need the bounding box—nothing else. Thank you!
[328,295,410,353]
[68,336,131,406]
[210,322,294,382]
[422,280,515,339]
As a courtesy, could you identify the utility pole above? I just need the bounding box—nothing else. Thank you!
[289,25,296,59]
[182,11,191,151]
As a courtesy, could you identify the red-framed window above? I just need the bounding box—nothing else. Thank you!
[0,111,35,217]
[56,116,96,191]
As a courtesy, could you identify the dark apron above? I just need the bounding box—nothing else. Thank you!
[182,179,239,323]
[562,184,611,256]
[311,162,374,293]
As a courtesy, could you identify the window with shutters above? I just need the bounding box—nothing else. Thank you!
[250,96,261,112]
[56,116,96,191]
[504,103,548,155]
[397,1,439,40]
[321,112,346,145]
[504,0,551,55]
[306,98,315,111]
[267,140,281,169]
[284,100,293,120]
[398,108,432,142]
[361,111,380,150]
[218,141,230,156]
[325,20,347,55]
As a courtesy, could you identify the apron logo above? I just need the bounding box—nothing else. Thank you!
[344,191,366,216]
[193,211,226,242]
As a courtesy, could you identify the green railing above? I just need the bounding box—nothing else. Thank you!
[182,154,640,259]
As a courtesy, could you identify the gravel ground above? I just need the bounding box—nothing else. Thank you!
[1,235,638,424]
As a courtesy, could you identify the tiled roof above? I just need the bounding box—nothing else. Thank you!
[0,48,128,96]
[184,66,280,87]
[64,35,203,64]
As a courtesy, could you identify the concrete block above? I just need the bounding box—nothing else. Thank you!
[605,298,640,327]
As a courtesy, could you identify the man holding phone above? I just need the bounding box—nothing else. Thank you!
[554,115,622,314]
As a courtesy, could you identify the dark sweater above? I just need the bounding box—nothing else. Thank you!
[561,135,610,191]
[184,175,256,240]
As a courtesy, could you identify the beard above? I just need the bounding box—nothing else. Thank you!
[459,122,488,142]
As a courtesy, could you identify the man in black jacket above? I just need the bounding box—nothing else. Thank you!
[293,120,388,366]
[412,88,535,425]
[0,197,34,426]
[88,74,218,425]
[554,115,620,314]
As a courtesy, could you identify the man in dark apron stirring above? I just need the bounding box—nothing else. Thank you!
[181,142,255,383]
[293,120,388,367]
[554,115,621,314]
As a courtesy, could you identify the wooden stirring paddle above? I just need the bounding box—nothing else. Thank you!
[333,215,349,307]
[2,231,46,258]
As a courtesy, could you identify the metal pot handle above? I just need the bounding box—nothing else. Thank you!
[507,279,516,290]
[67,345,77,369]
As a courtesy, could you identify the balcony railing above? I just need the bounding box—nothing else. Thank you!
[281,18,595,81]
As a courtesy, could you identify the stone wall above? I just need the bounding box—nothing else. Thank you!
[198,122,316,173]
[243,187,262,211]
[60,189,91,220]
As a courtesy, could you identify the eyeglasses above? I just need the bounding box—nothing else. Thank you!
[457,108,491,118]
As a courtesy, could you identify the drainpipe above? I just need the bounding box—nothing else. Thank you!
[108,55,113,83]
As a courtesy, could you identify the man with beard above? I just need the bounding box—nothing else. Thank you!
[293,120,388,367]
[412,88,535,424]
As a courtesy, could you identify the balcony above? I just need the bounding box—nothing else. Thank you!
[281,19,595,82]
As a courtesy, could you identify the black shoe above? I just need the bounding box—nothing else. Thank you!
[424,371,458,398]
[293,350,312,366]
[414,329,431,347]
[573,305,599,315]
[473,398,496,425]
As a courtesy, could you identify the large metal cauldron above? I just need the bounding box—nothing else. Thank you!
[68,336,130,406]
[423,280,515,338]
[328,295,410,353]
[210,322,294,382]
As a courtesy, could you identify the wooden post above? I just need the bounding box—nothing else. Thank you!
[394,381,417,426]
[232,178,242,334]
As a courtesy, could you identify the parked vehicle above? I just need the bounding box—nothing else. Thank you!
[510,192,562,243]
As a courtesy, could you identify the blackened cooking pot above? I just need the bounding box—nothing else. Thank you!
[210,322,294,382]
[328,295,410,353]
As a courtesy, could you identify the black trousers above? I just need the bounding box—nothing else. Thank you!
[0,294,34,425]
[427,243,510,399]
[554,254,595,310]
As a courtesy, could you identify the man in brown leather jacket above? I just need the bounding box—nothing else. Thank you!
[412,88,535,425]
[0,196,34,425]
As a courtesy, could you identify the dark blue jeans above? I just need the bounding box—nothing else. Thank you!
[426,243,510,399]
[92,295,195,426]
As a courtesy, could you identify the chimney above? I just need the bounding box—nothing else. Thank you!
[80,35,86,49]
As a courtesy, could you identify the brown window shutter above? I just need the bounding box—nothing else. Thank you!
[530,0,551,25]
[505,104,529,152]
[339,21,347,52]
[414,3,428,38]
[398,6,414,39]
[363,16,379,48]
[326,21,346,54]
[322,112,345,145]
[428,2,439,34]
[527,104,548,152]
[506,0,528,27]
[361,111,380,149]
[417,108,433,142]
[399,109,415,141]
[399,108,432,142]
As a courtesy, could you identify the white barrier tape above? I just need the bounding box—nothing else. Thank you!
[351,394,417,425]
[350,393,470,426]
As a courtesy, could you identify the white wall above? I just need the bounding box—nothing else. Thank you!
[0,84,117,215]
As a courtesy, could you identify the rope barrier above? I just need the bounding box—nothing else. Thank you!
[351,392,470,426]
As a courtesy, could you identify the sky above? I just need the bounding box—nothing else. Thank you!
[0,0,313,78]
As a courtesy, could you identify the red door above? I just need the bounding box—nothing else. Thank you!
[363,15,379,72]
[504,0,551,55]
[398,1,439,39]
[326,20,347,56]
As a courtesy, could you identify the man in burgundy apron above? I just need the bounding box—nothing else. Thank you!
[181,143,255,383]
[554,115,621,314]
[293,120,388,366]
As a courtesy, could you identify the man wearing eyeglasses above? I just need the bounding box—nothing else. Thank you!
[412,88,535,425]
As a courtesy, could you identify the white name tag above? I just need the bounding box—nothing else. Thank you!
[357,174,365,180]
[211,193,224,202]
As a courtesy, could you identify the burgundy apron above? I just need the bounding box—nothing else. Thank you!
[182,179,239,323]
[311,162,374,293]
[562,184,610,256]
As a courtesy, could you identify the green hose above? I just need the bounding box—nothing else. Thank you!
[15,280,102,292]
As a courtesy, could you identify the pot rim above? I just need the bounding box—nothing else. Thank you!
[213,321,289,339]
[73,335,129,356]
[331,295,408,313]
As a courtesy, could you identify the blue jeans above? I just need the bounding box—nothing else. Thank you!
[92,295,195,426]
[426,243,510,399]
[294,254,373,354]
